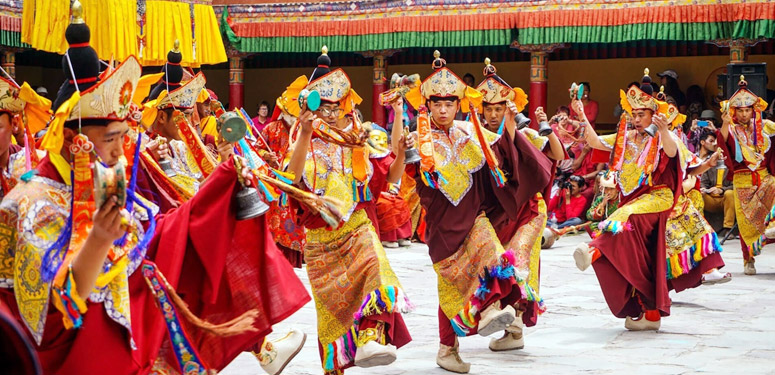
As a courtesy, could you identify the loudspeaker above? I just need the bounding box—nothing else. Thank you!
[719,63,767,99]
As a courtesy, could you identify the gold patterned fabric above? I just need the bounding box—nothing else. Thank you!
[600,186,674,233]
[413,121,499,206]
[301,137,375,222]
[521,127,549,152]
[306,210,404,343]
[504,193,547,293]
[306,209,410,372]
[730,121,774,171]
[435,214,502,319]
[666,192,716,258]
[167,139,203,194]
[733,168,775,253]
[0,174,149,345]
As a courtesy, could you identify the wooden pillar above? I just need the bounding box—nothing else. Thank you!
[529,51,548,124]
[372,54,388,127]
[358,49,402,127]
[729,40,747,63]
[228,55,244,110]
[1,51,15,80]
[512,42,566,124]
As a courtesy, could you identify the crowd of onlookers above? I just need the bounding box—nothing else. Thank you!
[545,69,775,238]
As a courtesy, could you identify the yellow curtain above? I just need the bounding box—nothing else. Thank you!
[20,0,36,45]
[143,1,193,67]
[82,0,138,61]
[24,0,70,54]
[21,1,224,67]
[193,4,227,66]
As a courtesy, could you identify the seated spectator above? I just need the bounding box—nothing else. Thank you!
[568,81,598,129]
[697,130,736,237]
[548,175,589,229]
[586,171,620,226]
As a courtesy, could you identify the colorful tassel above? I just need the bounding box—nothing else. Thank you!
[666,232,723,280]
[42,171,75,283]
[449,250,545,337]
[321,286,412,371]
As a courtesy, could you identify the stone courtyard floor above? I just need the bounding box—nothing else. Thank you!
[222,234,775,375]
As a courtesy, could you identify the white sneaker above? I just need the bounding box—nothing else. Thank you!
[354,340,397,368]
[702,268,732,285]
[765,226,775,240]
[573,243,593,271]
[382,241,399,248]
[398,239,412,247]
[254,330,306,375]
[477,304,516,337]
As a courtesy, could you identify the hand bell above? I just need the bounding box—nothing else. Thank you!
[234,185,269,220]
[515,113,531,130]
[158,158,177,177]
[538,120,553,137]
[643,123,659,137]
[404,147,422,165]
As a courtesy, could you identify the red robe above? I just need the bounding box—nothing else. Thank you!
[1,156,310,374]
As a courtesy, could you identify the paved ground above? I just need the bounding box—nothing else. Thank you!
[221,234,775,375]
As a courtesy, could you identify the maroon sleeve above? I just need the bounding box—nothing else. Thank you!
[489,130,554,221]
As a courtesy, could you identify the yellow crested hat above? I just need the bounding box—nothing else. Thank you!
[620,68,669,117]
[727,75,768,112]
[66,56,141,124]
[304,46,362,118]
[406,50,481,112]
[475,57,528,111]
[0,77,52,134]
[156,72,207,110]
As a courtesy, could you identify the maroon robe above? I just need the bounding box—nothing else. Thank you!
[412,130,553,328]
[589,149,681,318]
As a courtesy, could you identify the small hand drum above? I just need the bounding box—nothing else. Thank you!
[218,111,248,143]
[93,157,128,209]
[299,89,321,112]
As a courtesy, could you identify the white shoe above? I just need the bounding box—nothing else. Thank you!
[354,340,397,368]
[624,315,660,331]
[382,241,399,248]
[573,243,593,271]
[765,226,775,240]
[477,304,516,337]
[702,268,732,285]
[254,330,306,375]
[398,239,412,247]
[436,342,471,374]
[744,259,757,275]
